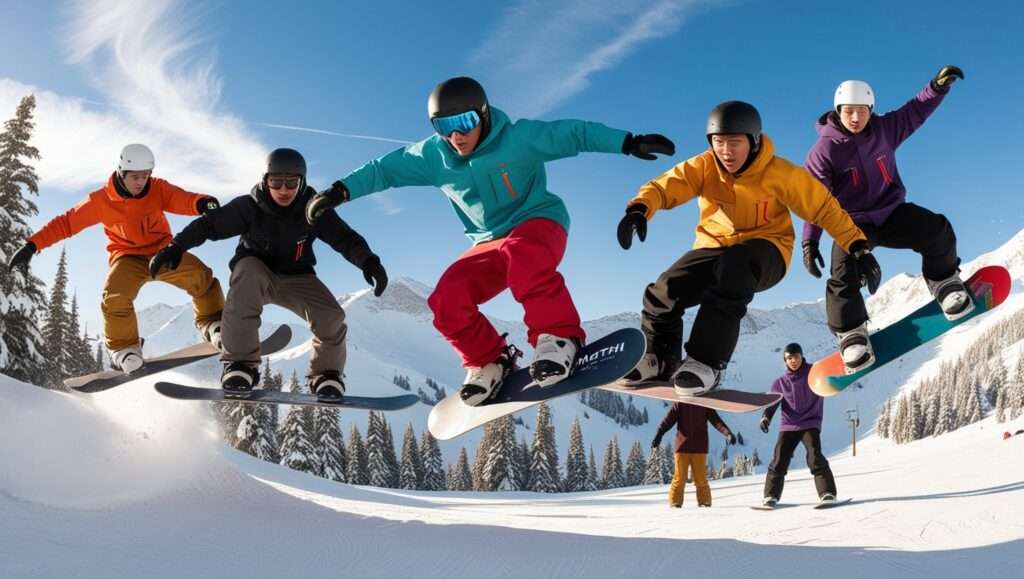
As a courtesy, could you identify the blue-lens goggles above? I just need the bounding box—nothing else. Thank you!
[431,110,481,136]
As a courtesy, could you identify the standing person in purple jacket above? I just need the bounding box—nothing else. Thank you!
[802,65,970,372]
[759,343,836,508]
[651,402,736,508]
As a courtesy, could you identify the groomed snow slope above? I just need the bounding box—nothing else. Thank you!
[2,372,1021,578]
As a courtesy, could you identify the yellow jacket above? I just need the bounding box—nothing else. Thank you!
[627,134,865,269]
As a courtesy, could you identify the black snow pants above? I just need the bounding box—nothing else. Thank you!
[763,429,836,500]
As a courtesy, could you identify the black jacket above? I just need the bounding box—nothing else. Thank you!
[173,184,377,275]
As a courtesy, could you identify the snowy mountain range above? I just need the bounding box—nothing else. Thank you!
[116,228,1024,468]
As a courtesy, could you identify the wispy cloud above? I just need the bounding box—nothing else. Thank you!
[260,123,414,146]
[471,0,708,117]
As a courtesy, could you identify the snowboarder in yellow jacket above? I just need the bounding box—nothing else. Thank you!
[617,101,880,396]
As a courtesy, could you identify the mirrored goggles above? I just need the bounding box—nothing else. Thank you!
[431,110,481,136]
[267,176,301,190]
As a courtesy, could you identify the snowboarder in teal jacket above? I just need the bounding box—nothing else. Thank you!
[307,76,675,405]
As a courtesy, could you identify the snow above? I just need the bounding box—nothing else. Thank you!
[2,371,1022,578]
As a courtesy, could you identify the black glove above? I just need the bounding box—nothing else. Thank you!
[196,196,220,215]
[7,240,36,272]
[725,433,737,446]
[651,436,662,450]
[931,65,964,92]
[362,256,388,297]
[622,133,675,160]
[802,239,824,279]
[306,181,349,225]
[149,244,184,278]
[759,416,771,434]
[617,205,648,250]
[849,239,882,295]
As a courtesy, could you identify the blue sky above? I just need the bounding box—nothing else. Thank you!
[2,0,1023,332]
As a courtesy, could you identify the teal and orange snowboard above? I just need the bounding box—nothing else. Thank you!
[809,265,1011,397]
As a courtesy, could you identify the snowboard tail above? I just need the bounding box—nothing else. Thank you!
[155,382,420,411]
[601,382,781,413]
[809,266,1011,397]
[66,325,292,393]
[428,328,646,440]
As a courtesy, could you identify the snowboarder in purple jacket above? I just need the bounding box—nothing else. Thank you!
[759,342,836,508]
[802,65,971,372]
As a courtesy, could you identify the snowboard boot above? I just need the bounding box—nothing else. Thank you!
[198,319,224,351]
[309,371,345,403]
[110,343,144,375]
[617,354,679,388]
[460,344,522,407]
[530,333,580,387]
[818,493,837,506]
[762,496,778,509]
[221,361,260,398]
[837,323,874,374]
[926,273,974,321]
[672,356,721,396]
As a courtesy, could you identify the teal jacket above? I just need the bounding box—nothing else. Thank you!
[341,108,629,244]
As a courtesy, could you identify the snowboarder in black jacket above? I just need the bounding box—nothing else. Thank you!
[150,148,388,400]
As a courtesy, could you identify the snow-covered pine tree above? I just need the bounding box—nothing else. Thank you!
[0,94,46,386]
[986,358,1007,407]
[642,445,662,485]
[601,437,625,489]
[876,398,891,438]
[94,335,105,371]
[625,440,647,487]
[995,387,1008,423]
[450,447,473,491]
[313,408,346,482]
[347,424,370,485]
[399,423,422,490]
[659,445,673,483]
[278,402,317,473]
[513,436,531,492]
[40,249,70,389]
[472,421,494,491]
[1009,356,1024,420]
[563,417,588,492]
[419,429,445,491]
[366,412,395,488]
[893,395,909,444]
[964,381,983,425]
[751,447,761,470]
[529,402,560,492]
[909,392,924,441]
[235,402,278,462]
[586,446,599,491]
[483,414,517,491]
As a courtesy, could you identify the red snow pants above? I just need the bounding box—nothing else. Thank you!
[427,218,585,368]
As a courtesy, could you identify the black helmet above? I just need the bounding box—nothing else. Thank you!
[706,101,762,150]
[783,342,803,356]
[265,148,306,178]
[428,76,491,137]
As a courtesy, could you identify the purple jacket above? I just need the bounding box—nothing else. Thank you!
[764,362,823,432]
[802,82,948,243]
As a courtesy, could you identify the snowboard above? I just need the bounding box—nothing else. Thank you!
[66,324,292,393]
[427,328,646,440]
[601,382,781,413]
[154,382,420,411]
[750,498,852,511]
[809,265,1011,397]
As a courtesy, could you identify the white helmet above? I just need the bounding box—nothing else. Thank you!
[117,144,155,174]
[834,80,874,113]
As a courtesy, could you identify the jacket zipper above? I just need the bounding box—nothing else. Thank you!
[500,171,519,199]
[294,241,304,261]
[875,157,893,185]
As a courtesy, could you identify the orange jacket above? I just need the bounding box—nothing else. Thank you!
[627,134,865,269]
[29,174,212,264]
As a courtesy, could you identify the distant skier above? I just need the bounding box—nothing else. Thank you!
[759,342,837,508]
[305,76,675,405]
[149,148,388,401]
[5,144,224,374]
[617,101,877,395]
[802,65,969,373]
[651,401,736,508]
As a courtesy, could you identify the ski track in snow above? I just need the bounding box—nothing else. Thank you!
[2,372,1023,578]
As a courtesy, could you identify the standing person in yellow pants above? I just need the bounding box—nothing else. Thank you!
[651,401,736,508]
[6,144,224,374]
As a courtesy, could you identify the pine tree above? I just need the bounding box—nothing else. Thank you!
[529,403,560,492]
[472,421,494,491]
[513,436,531,492]
[986,358,1007,407]
[642,446,663,485]
[40,249,70,389]
[563,417,589,492]
[0,94,47,385]
[601,437,625,489]
[586,446,599,491]
[624,441,647,487]
[419,430,445,491]
[399,423,423,490]
[346,424,370,485]
[449,448,473,491]
[876,398,891,439]
[236,402,278,462]
[366,411,399,488]
[313,408,346,482]
[659,446,673,483]
[909,392,924,441]
[278,402,317,473]
[94,335,105,371]
[995,388,1008,423]
[483,415,517,491]
[67,294,94,379]
[751,447,761,469]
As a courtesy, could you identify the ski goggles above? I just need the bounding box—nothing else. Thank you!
[431,110,481,136]
[267,176,302,190]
